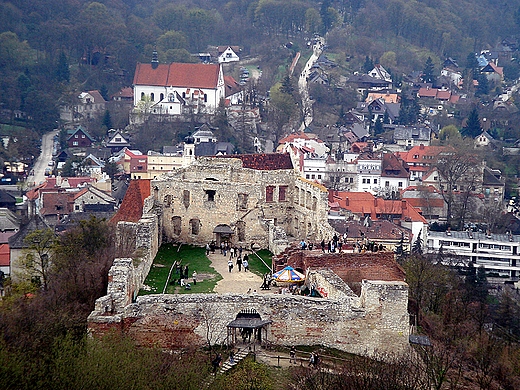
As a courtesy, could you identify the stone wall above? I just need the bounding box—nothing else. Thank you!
[88,274,410,357]
[152,157,333,250]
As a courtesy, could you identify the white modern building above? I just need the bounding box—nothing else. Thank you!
[426,230,520,281]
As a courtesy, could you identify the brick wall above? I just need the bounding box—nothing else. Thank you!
[89,270,410,358]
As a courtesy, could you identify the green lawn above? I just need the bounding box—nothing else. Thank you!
[138,245,273,296]
[247,249,273,276]
[139,244,222,296]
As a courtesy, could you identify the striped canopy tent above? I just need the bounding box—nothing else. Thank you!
[272,266,305,283]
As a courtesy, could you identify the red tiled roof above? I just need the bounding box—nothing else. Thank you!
[418,87,438,98]
[112,87,133,99]
[0,243,9,266]
[328,191,426,223]
[133,63,220,89]
[110,179,151,224]
[436,90,451,100]
[218,153,293,170]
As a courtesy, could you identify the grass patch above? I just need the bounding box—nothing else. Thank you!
[139,244,222,296]
[247,249,273,276]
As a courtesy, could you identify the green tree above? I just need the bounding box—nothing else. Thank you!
[102,109,112,130]
[422,56,436,84]
[55,50,69,83]
[21,229,56,290]
[305,8,322,33]
[461,107,482,138]
[363,55,374,73]
[373,116,384,135]
[476,73,489,97]
[439,125,461,144]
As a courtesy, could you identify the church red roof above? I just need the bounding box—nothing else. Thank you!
[133,63,220,89]
[110,179,151,224]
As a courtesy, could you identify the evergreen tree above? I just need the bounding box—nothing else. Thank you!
[102,110,112,130]
[412,230,423,254]
[363,56,374,74]
[280,74,294,96]
[100,84,109,101]
[55,51,70,83]
[465,52,479,73]
[461,107,482,138]
[373,116,383,135]
[421,56,436,84]
[476,73,489,96]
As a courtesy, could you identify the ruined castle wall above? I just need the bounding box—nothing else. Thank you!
[152,158,333,248]
[89,279,409,357]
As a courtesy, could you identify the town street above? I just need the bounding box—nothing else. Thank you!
[26,129,58,187]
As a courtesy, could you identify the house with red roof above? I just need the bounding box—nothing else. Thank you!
[396,144,449,182]
[328,190,427,246]
[401,185,447,221]
[132,57,225,118]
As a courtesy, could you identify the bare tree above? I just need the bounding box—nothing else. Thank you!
[436,145,482,229]
[20,229,56,290]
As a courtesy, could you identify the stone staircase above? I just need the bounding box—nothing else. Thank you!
[219,348,250,374]
[202,348,251,388]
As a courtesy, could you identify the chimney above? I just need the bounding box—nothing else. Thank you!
[419,144,425,150]
[345,197,349,206]
[374,198,378,207]
[402,199,407,210]
[151,49,159,69]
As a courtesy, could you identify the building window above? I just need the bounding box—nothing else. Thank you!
[311,174,315,179]
[73,141,78,146]
[141,92,145,100]
[183,190,190,208]
[206,189,216,202]
[237,193,248,210]
[306,174,310,179]
[172,216,181,235]
[266,185,274,202]
[373,179,377,184]
[279,186,288,202]
[398,182,403,187]
[362,179,366,184]
[317,175,322,179]
[160,93,164,101]
[190,218,200,235]
[164,194,172,207]
[204,94,208,103]
[168,93,175,102]
[150,93,155,101]
[385,181,389,187]
[75,205,80,211]
[367,179,370,184]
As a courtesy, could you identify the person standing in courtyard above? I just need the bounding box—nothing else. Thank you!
[228,258,234,272]
[236,256,242,271]
[243,255,249,272]
[192,271,197,285]
[290,346,296,364]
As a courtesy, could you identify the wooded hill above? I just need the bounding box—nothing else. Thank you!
[1,0,519,92]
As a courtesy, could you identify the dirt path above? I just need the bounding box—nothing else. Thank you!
[208,252,270,294]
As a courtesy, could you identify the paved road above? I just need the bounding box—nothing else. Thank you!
[26,130,58,187]
[298,38,324,132]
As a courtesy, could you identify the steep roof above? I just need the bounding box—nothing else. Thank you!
[133,62,221,89]
[8,215,51,249]
[218,153,293,170]
[110,179,151,224]
[67,126,95,142]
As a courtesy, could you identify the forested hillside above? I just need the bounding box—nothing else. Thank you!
[1,0,519,105]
